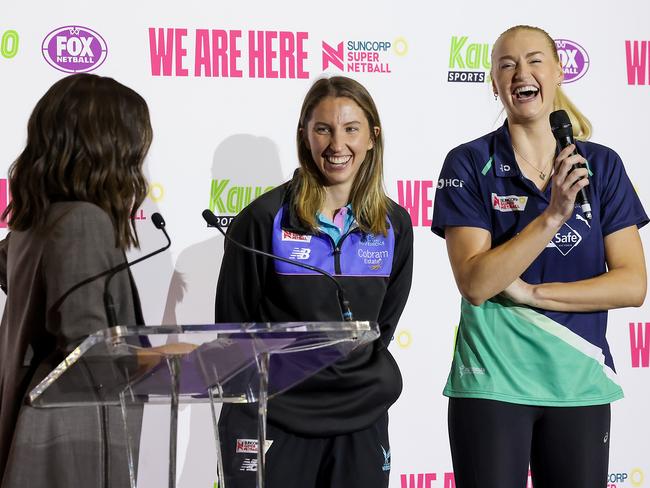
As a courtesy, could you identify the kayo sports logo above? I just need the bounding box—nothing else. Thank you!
[554,39,590,83]
[448,35,491,83]
[42,26,107,73]
[208,179,274,228]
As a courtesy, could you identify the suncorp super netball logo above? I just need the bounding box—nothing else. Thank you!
[42,26,107,73]
[322,38,407,74]
[554,39,589,83]
[608,468,645,488]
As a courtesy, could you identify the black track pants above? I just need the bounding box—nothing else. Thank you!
[218,404,391,488]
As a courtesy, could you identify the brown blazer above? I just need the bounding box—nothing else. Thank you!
[0,202,144,487]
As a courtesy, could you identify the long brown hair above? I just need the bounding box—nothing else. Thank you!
[492,25,592,140]
[295,76,389,235]
[3,73,152,249]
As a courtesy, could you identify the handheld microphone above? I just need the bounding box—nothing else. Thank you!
[202,209,354,322]
[103,212,171,327]
[549,109,592,220]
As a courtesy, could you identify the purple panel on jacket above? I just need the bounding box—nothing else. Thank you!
[271,207,394,277]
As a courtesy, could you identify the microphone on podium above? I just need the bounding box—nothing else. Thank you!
[103,212,171,328]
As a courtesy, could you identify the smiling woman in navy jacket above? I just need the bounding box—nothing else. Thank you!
[215,76,413,488]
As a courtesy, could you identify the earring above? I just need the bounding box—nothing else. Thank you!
[557,81,562,87]
[494,92,498,100]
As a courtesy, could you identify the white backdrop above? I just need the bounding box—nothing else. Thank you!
[1,1,649,486]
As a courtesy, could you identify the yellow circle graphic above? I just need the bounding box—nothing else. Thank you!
[630,468,644,487]
[396,330,412,348]
[148,183,165,202]
[393,37,408,57]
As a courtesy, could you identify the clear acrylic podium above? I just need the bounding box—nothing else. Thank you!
[28,321,380,488]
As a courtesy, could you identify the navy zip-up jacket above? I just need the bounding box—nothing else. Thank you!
[215,177,413,436]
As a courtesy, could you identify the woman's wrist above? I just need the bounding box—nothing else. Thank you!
[540,208,567,231]
[527,283,542,308]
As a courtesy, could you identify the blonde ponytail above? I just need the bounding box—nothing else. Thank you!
[554,87,592,140]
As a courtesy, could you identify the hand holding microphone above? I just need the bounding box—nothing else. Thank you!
[549,110,592,220]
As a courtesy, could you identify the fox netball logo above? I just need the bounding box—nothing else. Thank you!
[554,39,590,83]
[42,26,107,73]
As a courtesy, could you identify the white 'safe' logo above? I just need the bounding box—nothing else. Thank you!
[546,222,582,256]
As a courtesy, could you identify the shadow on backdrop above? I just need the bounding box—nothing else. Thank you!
[151,134,285,487]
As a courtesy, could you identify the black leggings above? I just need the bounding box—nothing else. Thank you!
[448,398,611,488]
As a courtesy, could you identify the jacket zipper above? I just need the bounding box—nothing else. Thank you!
[327,226,359,275]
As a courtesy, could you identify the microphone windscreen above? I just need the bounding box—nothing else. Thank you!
[202,209,220,227]
[549,109,572,133]
[151,212,166,229]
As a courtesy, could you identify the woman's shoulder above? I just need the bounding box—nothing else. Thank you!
[47,201,112,223]
[387,198,414,231]
[577,139,621,160]
[576,140,627,177]
[44,202,115,243]
[228,181,291,232]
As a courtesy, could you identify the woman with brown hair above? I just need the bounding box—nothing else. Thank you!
[215,75,413,487]
[0,73,153,487]
[432,25,647,488]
